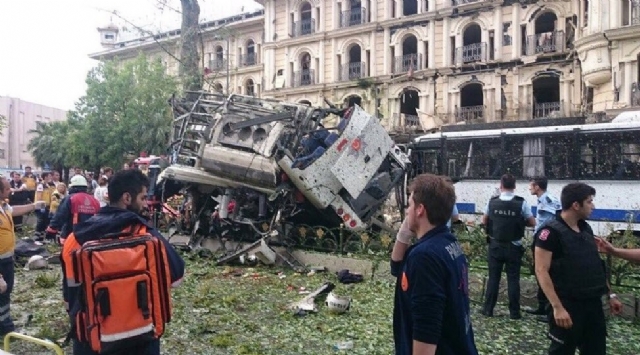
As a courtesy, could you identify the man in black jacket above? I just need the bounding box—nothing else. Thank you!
[535,182,622,355]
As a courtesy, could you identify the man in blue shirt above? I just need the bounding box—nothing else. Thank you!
[526,176,561,318]
[390,174,478,355]
[482,174,536,319]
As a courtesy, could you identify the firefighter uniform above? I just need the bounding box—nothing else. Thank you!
[535,217,608,354]
[482,193,531,319]
[0,203,16,335]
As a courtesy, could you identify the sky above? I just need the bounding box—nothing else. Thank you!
[0,0,262,111]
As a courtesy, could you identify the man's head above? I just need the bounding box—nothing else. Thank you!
[108,169,149,214]
[25,166,31,174]
[406,174,456,235]
[74,167,82,176]
[561,183,596,219]
[0,178,10,200]
[500,174,516,192]
[103,167,113,178]
[52,171,60,182]
[11,172,20,182]
[529,176,548,196]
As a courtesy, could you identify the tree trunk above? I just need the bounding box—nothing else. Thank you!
[179,0,202,99]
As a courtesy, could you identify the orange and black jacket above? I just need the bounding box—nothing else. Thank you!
[61,207,185,312]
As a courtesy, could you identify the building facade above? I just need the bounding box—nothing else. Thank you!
[91,0,636,136]
[0,97,68,169]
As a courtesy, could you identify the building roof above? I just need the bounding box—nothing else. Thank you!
[89,9,265,60]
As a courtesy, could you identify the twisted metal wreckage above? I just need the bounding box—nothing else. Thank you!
[149,91,410,270]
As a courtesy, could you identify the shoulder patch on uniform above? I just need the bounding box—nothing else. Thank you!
[401,272,409,292]
[538,229,550,241]
[545,196,552,203]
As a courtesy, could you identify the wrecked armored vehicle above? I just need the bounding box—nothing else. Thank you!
[157,92,410,249]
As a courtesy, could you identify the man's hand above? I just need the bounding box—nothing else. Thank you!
[609,297,623,315]
[553,306,573,329]
[595,237,615,254]
[397,218,415,245]
[33,201,46,210]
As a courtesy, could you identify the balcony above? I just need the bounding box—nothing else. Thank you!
[340,62,366,81]
[239,53,258,67]
[524,31,565,56]
[291,69,315,87]
[340,8,367,28]
[533,102,561,118]
[292,18,315,37]
[391,113,424,133]
[393,53,422,74]
[452,0,483,5]
[209,58,228,71]
[456,105,484,122]
[455,43,487,65]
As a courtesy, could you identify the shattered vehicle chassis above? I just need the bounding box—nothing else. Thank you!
[156,91,410,264]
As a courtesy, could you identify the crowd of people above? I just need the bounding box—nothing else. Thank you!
[0,161,638,354]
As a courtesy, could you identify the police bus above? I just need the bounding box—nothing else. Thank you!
[408,113,640,234]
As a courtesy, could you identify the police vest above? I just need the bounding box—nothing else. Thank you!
[546,219,608,300]
[488,196,525,242]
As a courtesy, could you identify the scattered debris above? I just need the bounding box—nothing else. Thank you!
[326,292,352,314]
[334,340,354,350]
[336,269,364,284]
[24,255,48,271]
[288,282,335,314]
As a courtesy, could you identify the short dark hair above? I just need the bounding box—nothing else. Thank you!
[409,174,456,226]
[108,169,150,204]
[561,183,596,211]
[530,176,548,190]
[500,174,516,190]
[103,167,113,174]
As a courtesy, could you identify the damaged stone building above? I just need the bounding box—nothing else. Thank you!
[91,0,639,136]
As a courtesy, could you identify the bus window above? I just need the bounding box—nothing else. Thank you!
[544,135,573,179]
[614,132,640,179]
[522,137,544,178]
[447,138,501,179]
[579,132,618,179]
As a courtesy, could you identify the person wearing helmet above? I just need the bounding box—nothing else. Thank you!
[45,175,100,244]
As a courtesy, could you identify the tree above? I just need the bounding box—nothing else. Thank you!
[27,120,71,174]
[28,53,178,172]
[179,0,202,95]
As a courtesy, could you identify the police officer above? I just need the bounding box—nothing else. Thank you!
[534,182,622,355]
[481,174,536,319]
[527,176,561,318]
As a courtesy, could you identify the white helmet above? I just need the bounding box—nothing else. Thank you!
[69,175,88,187]
[25,255,48,271]
[326,292,351,313]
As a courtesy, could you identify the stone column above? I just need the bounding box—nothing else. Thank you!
[384,27,391,74]
[625,61,633,104]
[396,0,402,18]
[512,4,520,60]
[442,76,450,122]
[562,78,571,115]
[428,22,436,68]
[443,18,451,66]
[319,40,325,84]
[427,78,436,115]
[331,38,338,82]
[494,9,502,61]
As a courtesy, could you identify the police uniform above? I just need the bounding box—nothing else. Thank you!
[530,191,561,315]
[482,192,532,319]
[535,217,608,354]
[0,203,16,334]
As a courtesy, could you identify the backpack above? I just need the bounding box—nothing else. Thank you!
[71,224,172,354]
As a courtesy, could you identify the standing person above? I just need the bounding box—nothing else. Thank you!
[21,166,37,202]
[534,183,622,355]
[527,176,561,318]
[45,175,100,245]
[93,176,109,207]
[391,174,478,355]
[8,173,28,232]
[34,172,56,241]
[481,174,536,319]
[0,177,45,335]
[61,169,185,355]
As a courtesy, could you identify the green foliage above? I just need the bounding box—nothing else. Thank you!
[28,53,177,171]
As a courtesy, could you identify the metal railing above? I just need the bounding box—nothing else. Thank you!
[533,102,561,118]
[455,42,487,64]
[239,53,257,67]
[341,8,367,27]
[209,58,228,71]
[340,62,366,81]
[393,53,422,74]
[391,113,423,132]
[452,0,483,5]
[291,69,315,87]
[292,18,315,37]
[632,0,640,25]
[524,31,565,56]
[455,105,484,122]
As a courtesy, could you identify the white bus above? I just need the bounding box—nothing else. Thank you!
[409,114,640,235]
